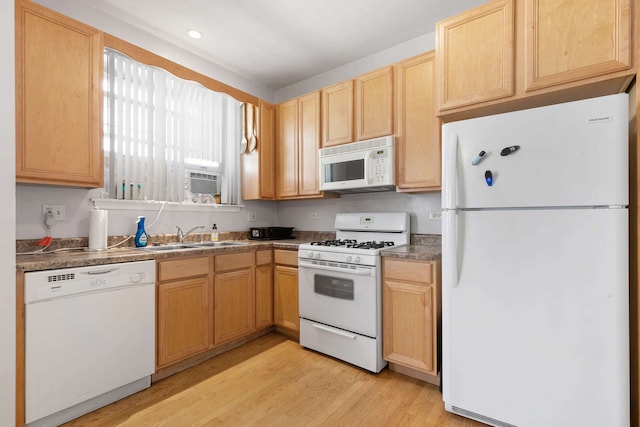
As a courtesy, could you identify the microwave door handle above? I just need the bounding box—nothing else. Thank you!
[366,151,374,184]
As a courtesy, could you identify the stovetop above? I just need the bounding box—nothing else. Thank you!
[309,239,396,250]
[298,212,410,265]
[299,239,406,266]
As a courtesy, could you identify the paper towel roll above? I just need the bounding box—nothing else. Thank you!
[89,209,108,251]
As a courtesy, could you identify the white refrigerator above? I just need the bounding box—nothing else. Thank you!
[441,94,630,427]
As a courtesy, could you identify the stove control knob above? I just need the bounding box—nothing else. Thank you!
[345,255,352,262]
[307,252,315,259]
[353,256,361,263]
[314,252,321,259]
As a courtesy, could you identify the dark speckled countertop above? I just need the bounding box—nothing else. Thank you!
[380,245,442,261]
[15,240,313,272]
[16,232,442,272]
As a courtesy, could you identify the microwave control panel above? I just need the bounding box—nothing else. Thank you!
[372,148,390,184]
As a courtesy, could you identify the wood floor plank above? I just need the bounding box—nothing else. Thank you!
[63,333,483,427]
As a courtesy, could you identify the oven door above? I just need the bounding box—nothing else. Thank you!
[298,258,379,337]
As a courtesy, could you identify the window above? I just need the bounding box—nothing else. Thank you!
[103,48,242,204]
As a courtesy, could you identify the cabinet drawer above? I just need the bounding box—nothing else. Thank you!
[256,249,273,266]
[215,251,254,272]
[158,256,209,282]
[274,249,298,266]
[383,259,433,284]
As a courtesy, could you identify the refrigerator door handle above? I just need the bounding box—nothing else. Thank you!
[443,132,458,209]
[443,211,459,288]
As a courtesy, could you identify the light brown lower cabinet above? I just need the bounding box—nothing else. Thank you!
[156,249,276,371]
[382,257,441,379]
[214,252,255,345]
[255,249,274,329]
[273,249,299,334]
[157,256,210,368]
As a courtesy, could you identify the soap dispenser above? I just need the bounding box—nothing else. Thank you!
[211,224,219,242]
[135,216,148,247]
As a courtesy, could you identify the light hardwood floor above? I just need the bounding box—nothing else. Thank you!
[63,333,483,426]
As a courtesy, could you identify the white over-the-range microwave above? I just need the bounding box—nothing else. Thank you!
[319,136,395,193]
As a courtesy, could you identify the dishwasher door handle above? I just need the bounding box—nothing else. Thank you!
[82,268,119,275]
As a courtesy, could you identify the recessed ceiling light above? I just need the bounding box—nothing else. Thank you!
[187,29,202,39]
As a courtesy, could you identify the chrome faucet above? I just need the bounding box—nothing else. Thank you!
[176,224,204,242]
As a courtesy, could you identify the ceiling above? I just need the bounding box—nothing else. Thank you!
[79,0,486,90]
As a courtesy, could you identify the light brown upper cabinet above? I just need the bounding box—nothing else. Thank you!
[322,81,354,147]
[355,66,394,141]
[241,100,276,200]
[276,91,324,199]
[436,0,633,120]
[323,67,394,147]
[436,0,515,112]
[15,0,104,187]
[524,0,632,91]
[395,52,440,192]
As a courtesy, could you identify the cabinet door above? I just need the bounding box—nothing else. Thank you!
[355,66,394,141]
[241,100,275,200]
[157,277,209,367]
[322,80,354,147]
[383,279,435,373]
[255,263,274,329]
[524,0,632,91]
[276,99,299,198]
[298,91,322,196]
[436,0,515,111]
[16,0,103,187]
[214,268,255,345]
[274,265,299,332]
[258,100,276,198]
[395,52,440,191]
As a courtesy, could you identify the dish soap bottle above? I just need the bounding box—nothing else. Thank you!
[211,224,218,242]
[135,216,148,247]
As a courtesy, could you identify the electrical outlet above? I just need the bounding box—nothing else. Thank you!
[428,210,442,221]
[247,211,257,222]
[308,212,318,220]
[43,204,65,221]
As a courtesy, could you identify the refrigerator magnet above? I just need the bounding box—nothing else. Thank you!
[500,145,520,156]
[471,150,487,165]
[485,170,494,186]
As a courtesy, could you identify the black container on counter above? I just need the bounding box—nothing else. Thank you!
[249,227,294,240]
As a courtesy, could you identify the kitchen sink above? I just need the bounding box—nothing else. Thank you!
[138,243,194,251]
[185,241,249,248]
[138,241,250,251]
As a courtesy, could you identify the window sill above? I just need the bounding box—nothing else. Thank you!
[90,199,243,213]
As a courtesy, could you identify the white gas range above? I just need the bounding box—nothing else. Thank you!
[298,212,410,373]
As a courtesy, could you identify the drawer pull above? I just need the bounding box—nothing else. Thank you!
[312,323,356,339]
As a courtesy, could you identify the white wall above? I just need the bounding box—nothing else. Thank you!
[0,0,16,423]
[275,32,436,103]
[276,192,442,234]
[16,186,277,239]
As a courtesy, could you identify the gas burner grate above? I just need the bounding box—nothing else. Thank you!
[309,239,395,250]
[347,241,395,250]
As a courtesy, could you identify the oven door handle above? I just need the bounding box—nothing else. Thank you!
[298,261,374,276]
[311,322,357,340]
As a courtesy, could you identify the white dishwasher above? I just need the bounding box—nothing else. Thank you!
[24,260,156,427]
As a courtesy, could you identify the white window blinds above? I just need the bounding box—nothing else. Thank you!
[103,48,242,204]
